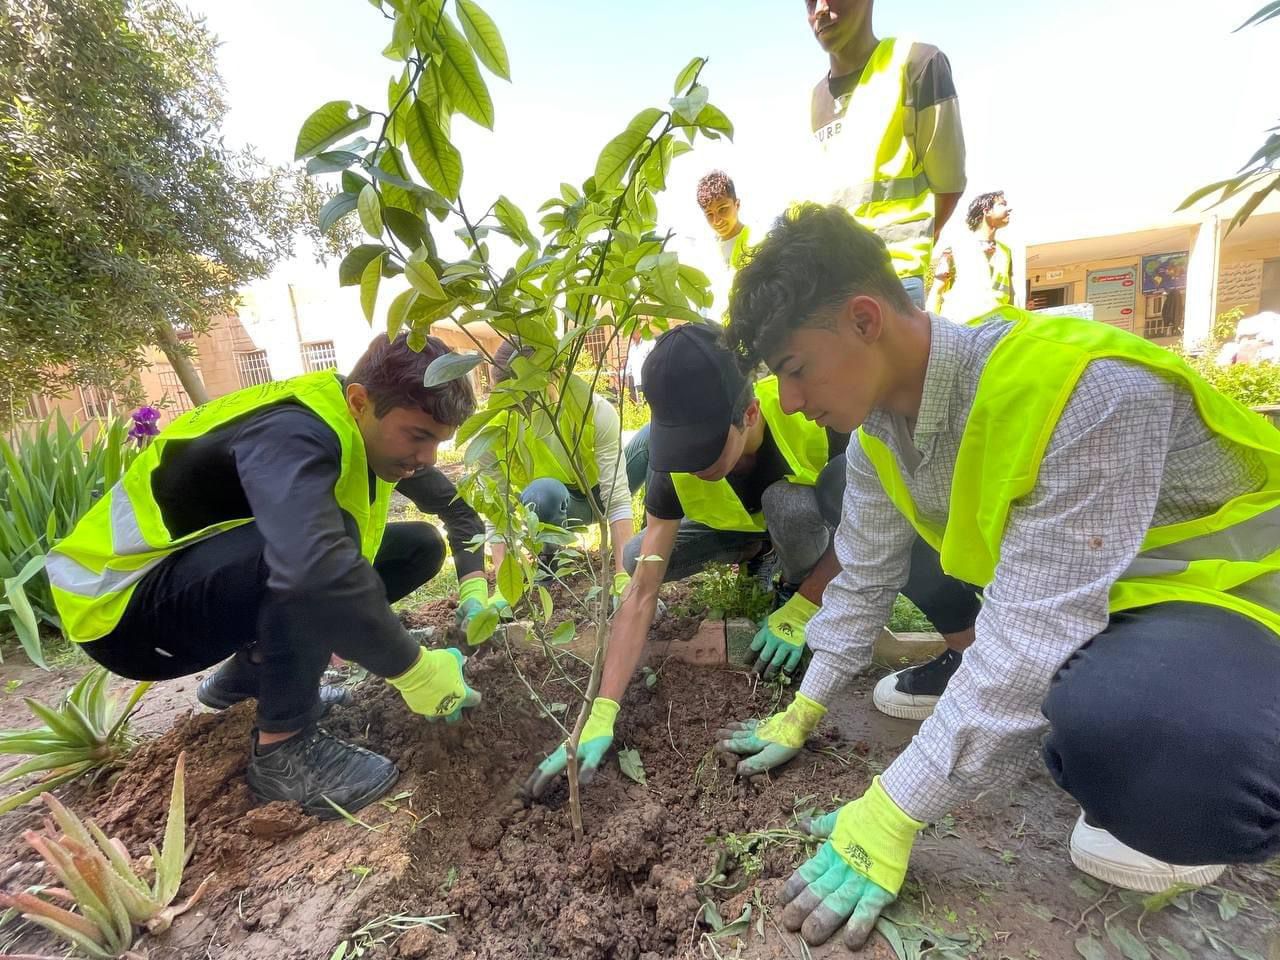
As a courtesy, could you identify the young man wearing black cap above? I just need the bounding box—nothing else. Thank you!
[521,323,846,799]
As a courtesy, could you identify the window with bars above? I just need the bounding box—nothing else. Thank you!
[22,394,50,421]
[79,385,113,419]
[157,369,194,414]
[301,340,338,372]
[235,350,274,387]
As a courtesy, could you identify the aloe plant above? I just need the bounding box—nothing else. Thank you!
[0,753,210,959]
[0,668,150,815]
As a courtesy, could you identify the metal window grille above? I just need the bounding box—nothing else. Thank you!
[301,340,338,372]
[23,394,50,421]
[79,385,113,419]
[235,350,274,387]
[157,369,194,414]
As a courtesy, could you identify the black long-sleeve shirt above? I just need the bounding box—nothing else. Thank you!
[148,403,483,668]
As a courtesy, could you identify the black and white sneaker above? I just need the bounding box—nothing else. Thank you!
[872,648,963,720]
[196,658,352,714]
[745,546,779,593]
[246,727,399,819]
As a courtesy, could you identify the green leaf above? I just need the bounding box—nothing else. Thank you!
[1141,883,1197,913]
[318,192,359,234]
[386,289,418,339]
[406,100,463,200]
[330,941,349,960]
[4,557,47,669]
[1155,939,1192,960]
[670,83,708,124]
[631,302,703,324]
[695,103,734,141]
[438,20,495,128]
[456,0,510,80]
[1217,889,1245,922]
[1227,944,1266,960]
[375,145,424,214]
[497,553,524,605]
[673,56,704,94]
[295,100,371,160]
[1070,876,1102,900]
[465,606,499,645]
[360,255,383,324]
[495,195,537,249]
[339,244,390,286]
[358,184,383,237]
[406,257,447,300]
[537,585,553,623]
[423,351,482,387]
[594,108,664,191]
[1236,0,1280,30]
[550,621,575,645]
[1106,925,1151,960]
[1074,935,1108,960]
[383,206,429,250]
[306,150,363,174]
[617,748,647,785]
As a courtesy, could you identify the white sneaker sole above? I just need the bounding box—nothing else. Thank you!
[872,673,939,720]
[1069,847,1225,893]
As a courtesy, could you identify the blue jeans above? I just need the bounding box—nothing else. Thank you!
[901,274,926,309]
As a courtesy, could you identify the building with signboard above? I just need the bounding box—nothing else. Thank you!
[1024,198,1280,348]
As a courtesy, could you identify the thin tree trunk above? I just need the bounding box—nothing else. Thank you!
[155,321,209,406]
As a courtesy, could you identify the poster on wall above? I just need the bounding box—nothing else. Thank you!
[1142,252,1189,295]
[1086,267,1138,330]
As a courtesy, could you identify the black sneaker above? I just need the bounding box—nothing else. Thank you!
[197,659,352,714]
[872,648,963,720]
[246,727,399,819]
[744,545,779,592]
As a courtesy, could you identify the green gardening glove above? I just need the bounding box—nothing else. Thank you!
[780,777,924,948]
[523,697,619,800]
[714,692,826,776]
[387,647,481,723]
[749,593,818,677]
[454,578,513,637]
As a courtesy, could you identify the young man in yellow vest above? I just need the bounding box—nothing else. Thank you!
[718,203,1280,948]
[47,333,487,819]
[477,341,641,584]
[696,170,753,325]
[807,0,966,309]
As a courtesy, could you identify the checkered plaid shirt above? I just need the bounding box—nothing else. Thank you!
[801,314,1265,822]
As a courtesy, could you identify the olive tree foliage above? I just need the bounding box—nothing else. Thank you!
[299,0,729,837]
[1179,2,1280,232]
[0,0,325,419]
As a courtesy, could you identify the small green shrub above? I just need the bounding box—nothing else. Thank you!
[0,414,137,666]
[681,564,773,623]
[1191,358,1280,409]
[888,594,934,633]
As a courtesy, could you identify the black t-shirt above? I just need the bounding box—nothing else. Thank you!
[645,424,850,522]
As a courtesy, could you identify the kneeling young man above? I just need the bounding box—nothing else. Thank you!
[48,333,484,818]
[720,203,1280,949]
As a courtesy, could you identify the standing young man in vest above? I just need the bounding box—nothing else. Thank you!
[720,203,1280,948]
[696,170,753,324]
[808,0,966,309]
[48,333,486,819]
[937,190,1016,320]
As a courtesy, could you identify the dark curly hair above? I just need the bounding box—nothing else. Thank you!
[696,170,737,209]
[723,203,912,370]
[347,332,476,425]
[965,191,1006,232]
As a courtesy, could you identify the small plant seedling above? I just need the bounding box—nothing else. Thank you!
[324,798,385,833]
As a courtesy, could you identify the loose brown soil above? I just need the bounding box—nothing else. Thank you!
[1,591,1278,960]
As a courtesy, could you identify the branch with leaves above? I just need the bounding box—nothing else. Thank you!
[297,0,730,839]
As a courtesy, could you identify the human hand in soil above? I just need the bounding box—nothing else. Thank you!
[780,777,923,948]
[454,578,512,638]
[523,697,619,800]
[749,593,818,678]
[714,693,825,776]
[387,647,481,723]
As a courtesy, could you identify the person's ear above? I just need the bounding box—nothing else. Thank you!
[743,396,762,428]
[838,294,887,345]
[346,382,372,420]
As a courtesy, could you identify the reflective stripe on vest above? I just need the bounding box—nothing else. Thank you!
[47,373,393,643]
[817,37,935,280]
[858,307,1280,635]
[671,377,829,532]
[988,241,1013,305]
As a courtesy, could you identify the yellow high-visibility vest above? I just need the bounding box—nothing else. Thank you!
[48,373,393,643]
[817,37,935,280]
[987,240,1014,306]
[859,307,1280,635]
[672,377,829,532]
[486,375,600,492]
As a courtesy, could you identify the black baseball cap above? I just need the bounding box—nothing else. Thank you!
[643,324,750,473]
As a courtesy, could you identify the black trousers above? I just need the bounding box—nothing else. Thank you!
[82,521,445,732]
[1043,601,1280,865]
